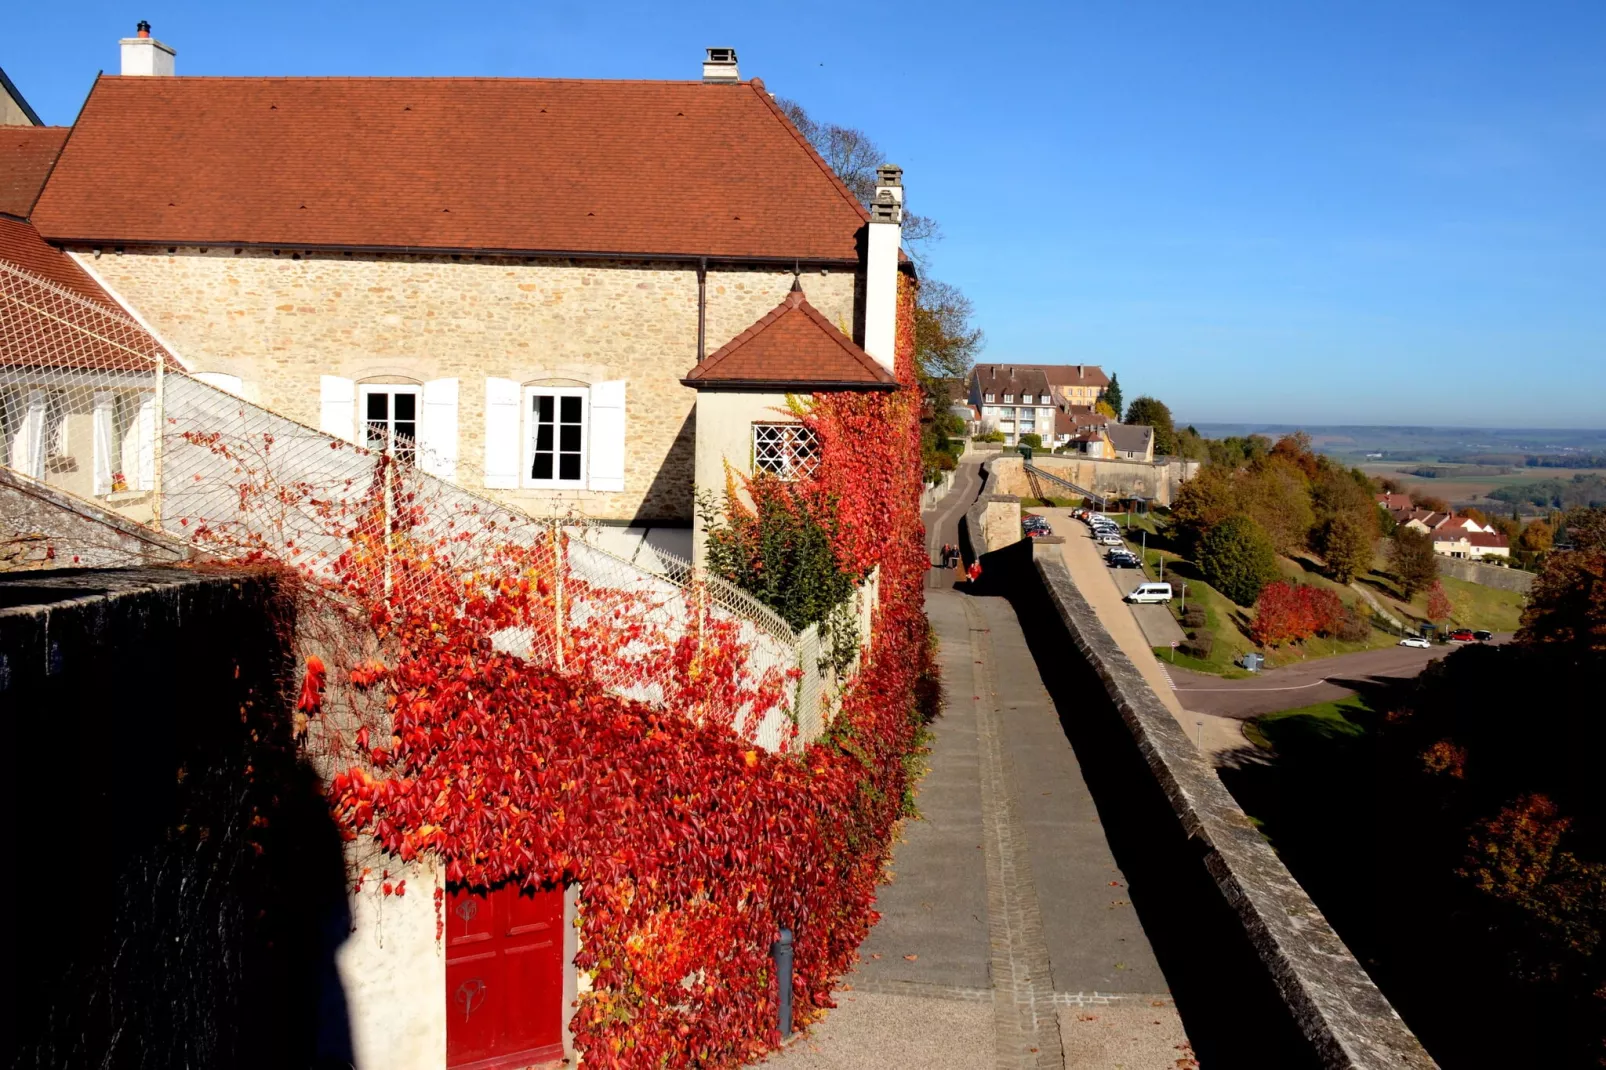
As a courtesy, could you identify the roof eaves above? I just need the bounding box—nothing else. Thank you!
[681,376,897,393]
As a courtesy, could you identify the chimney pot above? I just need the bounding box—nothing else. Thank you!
[136,20,151,37]
[703,47,740,83]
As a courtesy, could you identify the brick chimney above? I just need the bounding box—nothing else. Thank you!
[702,47,739,83]
[120,21,175,76]
[862,165,903,374]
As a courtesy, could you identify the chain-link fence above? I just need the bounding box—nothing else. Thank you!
[2,257,874,751]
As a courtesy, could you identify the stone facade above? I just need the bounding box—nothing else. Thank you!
[77,247,860,523]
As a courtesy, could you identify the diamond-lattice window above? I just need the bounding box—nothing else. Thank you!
[752,422,820,480]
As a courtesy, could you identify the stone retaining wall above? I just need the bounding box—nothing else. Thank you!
[1436,555,1535,594]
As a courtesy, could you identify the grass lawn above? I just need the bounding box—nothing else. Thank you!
[1242,695,1372,751]
[1361,558,1527,633]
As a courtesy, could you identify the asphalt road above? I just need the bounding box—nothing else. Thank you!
[1167,638,1509,719]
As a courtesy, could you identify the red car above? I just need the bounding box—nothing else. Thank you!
[1447,629,1476,643]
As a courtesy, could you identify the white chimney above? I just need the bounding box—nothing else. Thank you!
[702,47,739,83]
[120,21,175,76]
[863,164,903,374]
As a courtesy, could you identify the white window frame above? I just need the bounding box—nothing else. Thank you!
[983,392,995,403]
[751,421,820,481]
[357,383,422,464]
[1003,393,1014,403]
[523,385,589,488]
[1039,394,1051,404]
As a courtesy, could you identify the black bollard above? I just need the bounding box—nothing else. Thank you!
[772,927,794,1038]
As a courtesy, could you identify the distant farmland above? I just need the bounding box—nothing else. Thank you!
[1358,463,1606,511]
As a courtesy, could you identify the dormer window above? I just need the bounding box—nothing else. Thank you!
[1039,394,1050,404]
[984,393,995,403]
[1003,393,1014,403]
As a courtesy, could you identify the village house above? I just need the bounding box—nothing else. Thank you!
[24,34,911,569]
[1374,495,1510,559]
[6,30,917,1070]
[968,362,1111,445]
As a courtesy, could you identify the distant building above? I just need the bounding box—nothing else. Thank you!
[1433,529,1510,561]
[0,65,44,127]
[968,363,1110,444]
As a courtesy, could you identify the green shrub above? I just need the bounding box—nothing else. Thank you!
[1182,631,1215,658]
[1018,433,1043,449]
[972,430,1005,443]
[1196,514,1279,606]
[1180,606,1208,629]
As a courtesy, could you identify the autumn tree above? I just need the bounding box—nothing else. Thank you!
[1250,582,1345,647]
[1415,493,1452,514]
[1094,399,1117,419]
[1517,507,1606,654]
[1320,510,1377,584]
[1170,464,1240,552]
[1103,374,1123,415]
[1238,457,1315,555]
[1426,580,1454,624]
[1197,514,1279,606]
[1122,396,1177,455]
[1389,526,1439,598]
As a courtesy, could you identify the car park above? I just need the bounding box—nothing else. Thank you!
[1447,629,1476,643]
[1398,636,1431,648]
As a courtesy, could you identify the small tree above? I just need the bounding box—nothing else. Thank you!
[1426,580,1454,624]
[1251,581,1316,647]
[1103,374,1123,415]
[1018,433,1042,449]
[1197,514,1279,606]
[1389,527,1439,599]
[1122,396,1177,455]
[1321,509,1377,584]
[1094,399,1117,419]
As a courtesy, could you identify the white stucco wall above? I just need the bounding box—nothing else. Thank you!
[691,390,804,563]
[337,858,446,1070]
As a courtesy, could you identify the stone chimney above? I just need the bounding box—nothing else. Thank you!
[702,47,739,83]
[863,164,903,374]
[120,21,175,76]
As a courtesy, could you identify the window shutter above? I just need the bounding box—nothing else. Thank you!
[419,377,460,481]
[586,380,626,492]
[484,377,521,489]
[319,375,356,442]
[15,391,46,479]
[195,372,245,398]
[136,393,156,490]
[93,391,115,495]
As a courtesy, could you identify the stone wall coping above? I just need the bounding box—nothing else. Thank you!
[1026,539,1436,1069]
[0,466,196,561]
[0,565,263,619]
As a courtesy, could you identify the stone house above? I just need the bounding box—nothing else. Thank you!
[28,37,913,565]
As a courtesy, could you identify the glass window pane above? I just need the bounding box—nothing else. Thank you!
[558,453,581,481]
[535,425,553,451]
[536,395,554,422]
[394,421,415,442]
[560,395,582,423]
[394,393,416,420]
[532,453,553,479]
[559,425,581,452]
[366,393,388,419]
[365,422,386,448]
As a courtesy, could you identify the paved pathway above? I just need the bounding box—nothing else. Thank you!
[767,463,1193,1069]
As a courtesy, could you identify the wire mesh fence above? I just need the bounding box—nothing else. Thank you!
[1,257,874,751]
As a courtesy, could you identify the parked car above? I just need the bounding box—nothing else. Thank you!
[1447,629,1476,643]
[1125,582,1173,604]
[1097,533,1124,546]
[1107,554,1140,569]
[1398,636,1431,648]
[1022,515,1051,533]
[1472,630,1493,642]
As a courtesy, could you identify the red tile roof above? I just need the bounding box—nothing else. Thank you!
[1,216,177,371]
[1375,492,1412,511]
[1039,363,1110,388]
[32,76,873,260]
[1465,531,1510,548]
[683,282,897,390]
[0,126,68,219]
[0,215,120,308]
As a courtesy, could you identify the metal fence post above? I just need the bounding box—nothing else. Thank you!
[151,351,164,526]
[772,927,794,1038]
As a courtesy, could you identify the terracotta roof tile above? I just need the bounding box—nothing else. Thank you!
[1,217,177,372]
[683,282,896,390]
[0,126,68,219]
[33,76,871,260]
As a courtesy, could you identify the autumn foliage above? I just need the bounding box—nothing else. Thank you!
[187,276,933,1068]
[1249,580,1344,647]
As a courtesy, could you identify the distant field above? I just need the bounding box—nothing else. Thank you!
[1358,462,1606,510]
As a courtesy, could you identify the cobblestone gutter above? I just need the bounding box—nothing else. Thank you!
[1024,540,1437,1069]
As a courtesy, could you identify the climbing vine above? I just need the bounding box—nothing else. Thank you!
[194,274,929,1067]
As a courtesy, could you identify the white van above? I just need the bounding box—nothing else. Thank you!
[1125,582,1173,604]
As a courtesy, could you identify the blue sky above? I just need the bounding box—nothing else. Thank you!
[8,2,1604,428]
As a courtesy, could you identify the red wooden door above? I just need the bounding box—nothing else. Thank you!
[446,883,565,1069]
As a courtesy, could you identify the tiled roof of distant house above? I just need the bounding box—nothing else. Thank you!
[682,282,897,390]
[973,364,1053,399]
[1055,406,1109,436]
[1039,363,1110,388]
[1465,531,1510,548]
[0,126,69,219]
[1106,423,1154,455]
[1376,492,1412,511]
[32,75,875,261]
